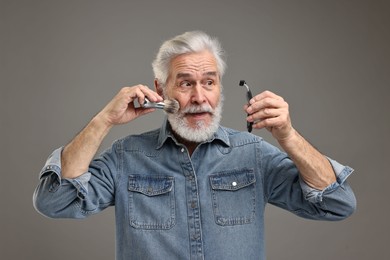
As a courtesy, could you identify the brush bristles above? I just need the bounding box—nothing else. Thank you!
[163,99,180,114]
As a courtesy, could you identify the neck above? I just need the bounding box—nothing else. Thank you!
[173,132,199,156]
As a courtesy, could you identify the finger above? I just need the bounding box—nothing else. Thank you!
[131,85,162,105]
[120,85,153,106]
[137,85,163,102]
[249,90,284,104]
[247,107,281,122]
[246,97,286,114]
[247,109,287,127]
[251,116,283,130]
[134,107,156,117]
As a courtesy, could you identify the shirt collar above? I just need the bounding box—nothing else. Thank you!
[156,117,230,149]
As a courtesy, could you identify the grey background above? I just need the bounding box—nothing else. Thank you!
[1,0,389,259]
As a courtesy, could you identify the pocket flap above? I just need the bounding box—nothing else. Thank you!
[210,169,255,191]
[128,175,174,196]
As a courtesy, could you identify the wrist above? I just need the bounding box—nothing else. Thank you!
[90,114,113,137]
[277,128,299,147]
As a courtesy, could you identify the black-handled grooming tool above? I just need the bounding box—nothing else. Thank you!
[239,80,253,132]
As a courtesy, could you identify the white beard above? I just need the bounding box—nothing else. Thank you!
[167,98,223,143]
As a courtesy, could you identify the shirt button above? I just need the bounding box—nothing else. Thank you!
[232,181,237,187]
[180,148,185,153]
[191,201,197,208]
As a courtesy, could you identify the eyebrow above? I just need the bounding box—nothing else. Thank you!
[176,71,218,79]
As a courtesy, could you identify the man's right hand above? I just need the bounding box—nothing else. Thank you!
[96,85,163,127]
[61,85,162,179]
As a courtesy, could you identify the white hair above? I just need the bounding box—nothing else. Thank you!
[152,31,226,87]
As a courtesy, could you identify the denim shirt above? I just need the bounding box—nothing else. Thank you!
[33,119,356,260]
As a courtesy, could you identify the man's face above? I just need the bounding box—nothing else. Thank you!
[163,51,223,142]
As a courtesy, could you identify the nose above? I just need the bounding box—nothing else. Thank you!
[190,83,206,104]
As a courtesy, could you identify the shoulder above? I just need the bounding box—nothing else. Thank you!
[218,126,282,154]
[112,128,160,152]
[219,126,263,147]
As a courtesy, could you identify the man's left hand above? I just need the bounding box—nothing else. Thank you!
[244,90,294,142]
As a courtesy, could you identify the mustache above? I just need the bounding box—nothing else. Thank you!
[180,104,214,114]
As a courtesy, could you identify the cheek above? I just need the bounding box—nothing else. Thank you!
[177,97,191,109]
[209,92,221,108]
[167,92,190,109]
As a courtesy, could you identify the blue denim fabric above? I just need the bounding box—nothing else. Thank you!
[33,118,356,260]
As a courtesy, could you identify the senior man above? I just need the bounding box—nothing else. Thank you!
[34,31,356,260]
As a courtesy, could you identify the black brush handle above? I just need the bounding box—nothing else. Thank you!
[240,80,253,132]
[246,89,253,133]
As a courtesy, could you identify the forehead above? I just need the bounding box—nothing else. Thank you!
[169,51,218,78]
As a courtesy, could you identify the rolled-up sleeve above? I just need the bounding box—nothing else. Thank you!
[297,158,356,220]
[300,158,354,203]
[33,146,115,219]
[262,140,356,221]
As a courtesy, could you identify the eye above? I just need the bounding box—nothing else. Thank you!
[179,81,192,88]
[206,80,214,85]
[203,79,214,89]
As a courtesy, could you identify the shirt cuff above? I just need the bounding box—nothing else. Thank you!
[300,158,354,203]
[39,147,63,181]
[39,147,91,199]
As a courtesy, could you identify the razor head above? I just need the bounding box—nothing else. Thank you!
[239,80,251,93]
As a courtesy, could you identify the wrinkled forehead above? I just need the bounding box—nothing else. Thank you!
[169,51,219,80]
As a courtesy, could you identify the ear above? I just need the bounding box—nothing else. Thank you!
[154,79,164,97]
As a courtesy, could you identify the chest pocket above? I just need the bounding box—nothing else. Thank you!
[128,175,175,230]
[209,169,256,226]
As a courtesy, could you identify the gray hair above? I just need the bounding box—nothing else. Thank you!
[152,31,226,87]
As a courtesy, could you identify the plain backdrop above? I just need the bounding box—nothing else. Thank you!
[1,0,389,259]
